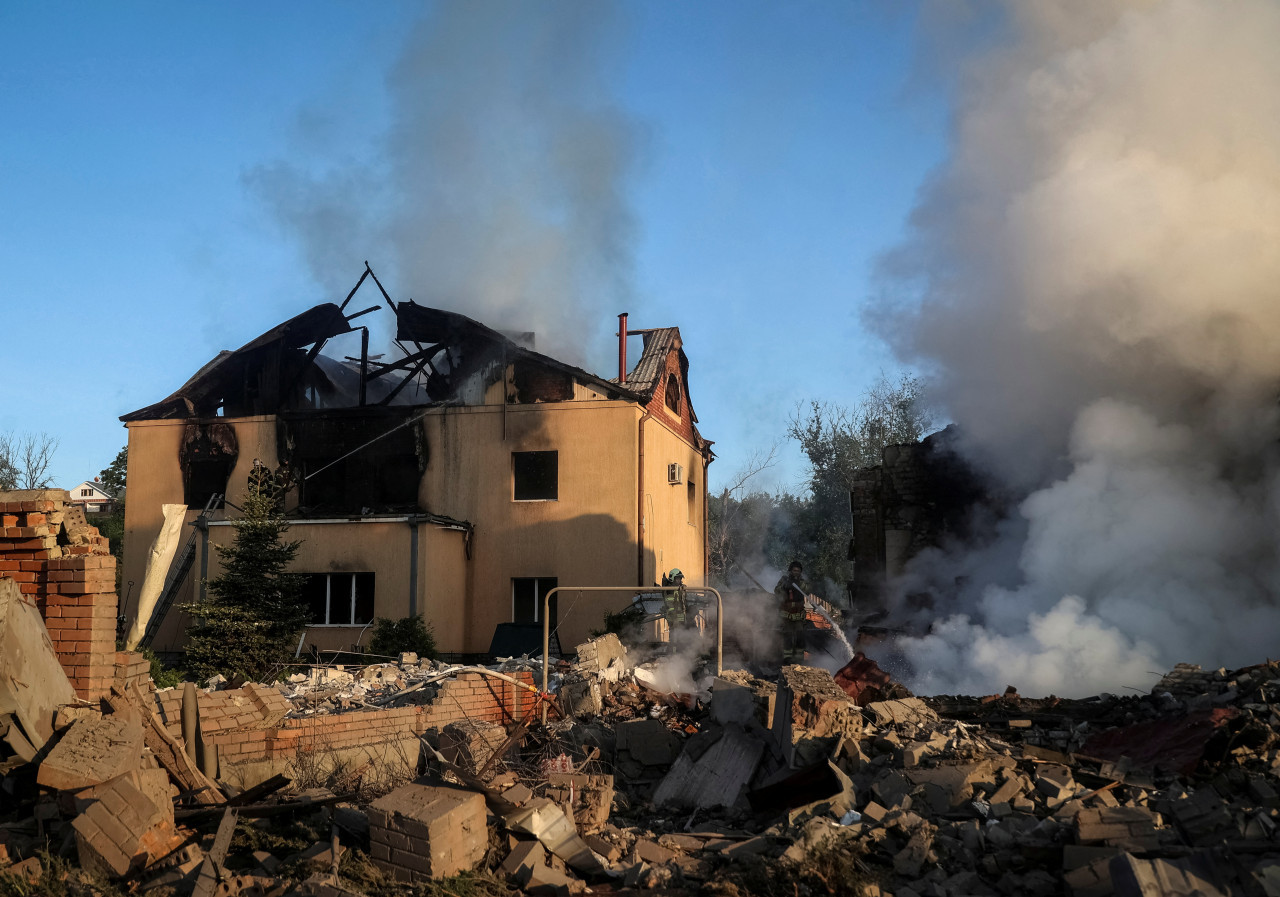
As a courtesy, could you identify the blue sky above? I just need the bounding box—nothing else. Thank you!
[1,1,948,495]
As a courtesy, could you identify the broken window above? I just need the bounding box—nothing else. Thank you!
[512,577,557,631]
[303,572,375,626]
[281,409,422,515]
[180,422,237,509]
[665,373,681,414]
[513,451,557,501]
[688,477,696,525]
[512,360,573,403]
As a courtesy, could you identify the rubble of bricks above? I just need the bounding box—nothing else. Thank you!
[367,783,488,881]
[139,671,537,773]
[114,651,154,693]
[70,774,179,878]
[0,490,117,700]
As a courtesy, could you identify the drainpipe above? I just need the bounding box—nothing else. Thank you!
[702,449,711,583]
[617,313,628,383]
[637,409,650,586]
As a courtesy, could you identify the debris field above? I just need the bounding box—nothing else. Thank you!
[4,592,1280,897]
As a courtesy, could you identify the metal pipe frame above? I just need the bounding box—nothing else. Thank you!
[540,585,723,701]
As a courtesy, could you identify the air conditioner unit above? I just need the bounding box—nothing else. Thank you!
[667,463,684,485]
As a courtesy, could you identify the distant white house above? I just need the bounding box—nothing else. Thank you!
[69,478,116,514]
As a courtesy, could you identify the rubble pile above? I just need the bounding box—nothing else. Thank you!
[2,610,1279,897]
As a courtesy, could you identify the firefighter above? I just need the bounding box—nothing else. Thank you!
[663,568,692,638]
[774,560,811,664]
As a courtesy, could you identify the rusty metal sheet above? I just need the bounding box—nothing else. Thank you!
[1082,708,1238,776]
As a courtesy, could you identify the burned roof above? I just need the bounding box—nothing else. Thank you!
[394,300,642,403]
[121,303,359,421]
[122,297,644,422]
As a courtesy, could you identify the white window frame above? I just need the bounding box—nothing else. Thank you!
[306,572,374,627]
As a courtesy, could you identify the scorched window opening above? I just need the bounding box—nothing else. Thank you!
[513,450,558,501]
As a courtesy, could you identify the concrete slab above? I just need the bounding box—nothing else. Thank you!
[865,698,939,727]
[39,711,145,792]
[0,578,77,750]
[653,724,764,810]
[500,839,546,885]
[504,798,607,876]
[573,633,627,677]
[615,718,680,767]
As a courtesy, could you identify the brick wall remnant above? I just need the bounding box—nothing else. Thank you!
[37,710,145,792]
[141,671,537,787]
[0,490,118,701]
[848,426,991,613]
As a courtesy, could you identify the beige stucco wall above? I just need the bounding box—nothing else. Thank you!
[640,413,708,590]
[123,417,286,653]
[123,374,709,658]
[418,401,646,653]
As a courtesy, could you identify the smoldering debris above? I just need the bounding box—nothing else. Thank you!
[4,621,1280,897]
[866,0,1280,699]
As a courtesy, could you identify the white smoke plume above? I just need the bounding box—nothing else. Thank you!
[872,0,1280,697]
[249,0,637,364]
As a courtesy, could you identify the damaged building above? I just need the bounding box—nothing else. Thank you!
[120,276,713,658]
[849,425,990,613]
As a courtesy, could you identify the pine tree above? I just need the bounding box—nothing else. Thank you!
[184,463,306,683]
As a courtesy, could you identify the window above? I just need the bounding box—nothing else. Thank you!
[180,422,237,509]
[512,361,573,402]
[665,373,681,414]
[284,410,421,515]
[513,451,557,501]
[512,577,558,632]
[688,477,696,525]
[303,572,375,626]
[81,488,92,497]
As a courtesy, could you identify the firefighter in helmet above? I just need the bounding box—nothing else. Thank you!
[663,567,691,637]
[774,560,811,664]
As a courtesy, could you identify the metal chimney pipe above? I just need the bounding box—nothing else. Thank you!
[617,312,629,383]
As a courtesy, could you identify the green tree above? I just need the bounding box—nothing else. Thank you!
[785,372,934,592]
[99,446,128,497]
[184,464,307,682]
[93,446,128,595]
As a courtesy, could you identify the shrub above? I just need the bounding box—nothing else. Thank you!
[139,646,184,689]
[368,615,437,660]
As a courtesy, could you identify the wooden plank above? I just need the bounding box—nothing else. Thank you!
[191,808,238,897]
[226,773,291,807]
